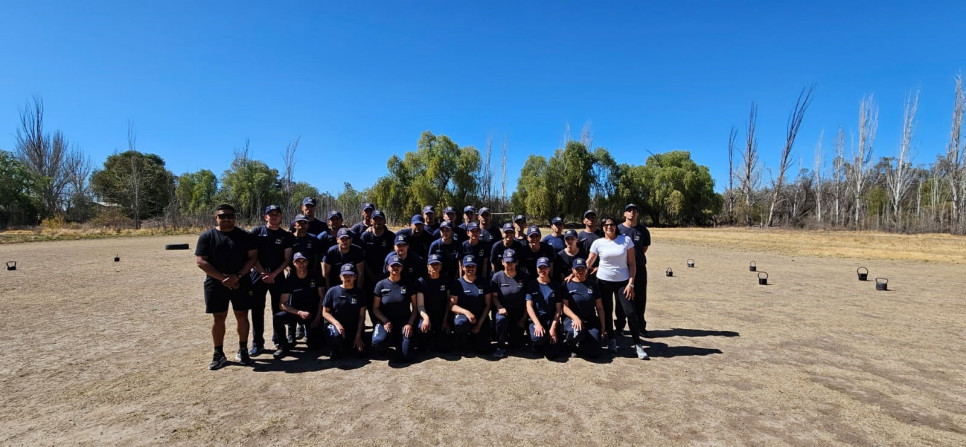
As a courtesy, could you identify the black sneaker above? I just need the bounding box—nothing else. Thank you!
[209,352,228,370]
[296,324,305,340]
[248,344,263,356]
[235,349,253,365]
[273,347,289,359]
[287,332,296,344]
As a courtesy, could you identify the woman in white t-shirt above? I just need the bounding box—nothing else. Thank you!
[587,217,647,360]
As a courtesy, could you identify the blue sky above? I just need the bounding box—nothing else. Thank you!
[1,1,964,197]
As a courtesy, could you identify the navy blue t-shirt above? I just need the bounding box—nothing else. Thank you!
[291,233,322,274]
[374,278,414,323]
[360,229,396,279]
[563,278,600,324]
[618,223,651,267]
[489,239,524,273]
[418,275,450,322]
[323,244,365,286]
[283,271,324,313]
[428,238,463,280]
[450,277,490,317]
[490,270,529,316]
[518,242,556,278]
[554,246,588,282]
[323,285,365,326]
[395,227,434,259]
[526,279,560,322]
[289,218,328,236]
[461,239,492,275]
[542,234,566,252]
[382,251,427,284]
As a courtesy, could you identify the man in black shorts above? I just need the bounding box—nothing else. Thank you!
[195,204,258,370]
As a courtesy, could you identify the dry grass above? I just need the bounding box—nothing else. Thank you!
[0,226,202,244]
[655,227,966,264]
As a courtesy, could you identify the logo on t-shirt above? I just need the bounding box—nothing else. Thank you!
[309,280,316,288]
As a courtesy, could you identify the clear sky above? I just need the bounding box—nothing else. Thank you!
[2,1,964,196]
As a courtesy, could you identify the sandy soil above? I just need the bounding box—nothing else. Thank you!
[0,230,963,446]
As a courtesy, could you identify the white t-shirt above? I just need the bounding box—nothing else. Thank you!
[590,235,634,282]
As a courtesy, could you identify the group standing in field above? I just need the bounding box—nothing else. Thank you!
[195,198,651,370]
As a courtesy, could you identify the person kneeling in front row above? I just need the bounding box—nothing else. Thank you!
[371,254,418,362]
[562,257,606,359]
[272,252,325,359]
[321,263,367,359]
[450,255,495,356]
[526,256,566,359]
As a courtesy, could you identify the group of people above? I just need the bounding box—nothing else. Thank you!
[195,197,651,370]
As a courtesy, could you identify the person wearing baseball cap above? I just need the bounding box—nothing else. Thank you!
[271,252,326,359]
[461,222,492,280]
[489,222,524,274]
[322,227,365,290]
[350,202,376,236]
[249,204,295,357]
[434,206,466,243]
[561,257,605,359]
[395,214,433,258]
[427,221,462,282]
[578,210,602,254]
[421,205,438,234]
[316,210,353,256]
[476,207,500,243]
[450,254,496,356]
[359,210,396,323]
[542,217,567,252]
[195,204,258,370]
[525,256,565,359]
[555,228,588,282]
[416,254,452,352]
[290,197,329,236]
[290,213,324,342]
[458,206,476,234]
[489,248,528,358]
[383,233,426,285]
[617,203,651,337]
[321,263,366,359]
[519,225,555,278]
[370,254,418,362]
[512,214,528,242]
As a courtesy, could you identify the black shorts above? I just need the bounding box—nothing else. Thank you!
[205,279,253,314]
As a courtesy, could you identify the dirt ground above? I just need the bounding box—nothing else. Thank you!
[0,229,964,446]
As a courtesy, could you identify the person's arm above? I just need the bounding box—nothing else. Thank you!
[265,247,292,284]
[279,293,306,319]
[473,292,492,332]
[583,252,599,279]
[372,295,391,332]
[354,306,366,351]
[416,292,431,332]
[562,298,580,322]
[311,286,325,327]
[354,261,365,286]
[404,293,418,338]
[196,255,235,289]
[526,299,544,337]
[450,294,475,321]
[321,306,342,333]
[490,278,507,316]
[595,298,606,339]
[550,301,562,343]
[624,247,636,300]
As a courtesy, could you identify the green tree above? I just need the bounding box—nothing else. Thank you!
[0,150,43,228]
[91,150,176,227]
[511,155,553,220]
[637,151,721,225]
[218,155,281,224]
[176,169,218,216]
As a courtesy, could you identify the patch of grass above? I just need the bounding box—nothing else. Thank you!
[0,226,203,244]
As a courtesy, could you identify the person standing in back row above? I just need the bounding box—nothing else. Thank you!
[617,203,651,337]
[290,197,328,236]
[248,205,293,356]
[195,204,258,370]
[587,217,647,360]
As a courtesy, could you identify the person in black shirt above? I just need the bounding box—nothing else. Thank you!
[477,207,501,243]
[371,254,418,362]
[489,249,528,357]
[417,254,452,352]
[578,210,603,255]
[289,197,328,236]
[383,233,427,285]
[542,216,566,252]
[321,264,367,358]
[555,229,587,282]
[322,228,365,289]
[450,255,494,355]
[427,221,462,282]
[421,205,438,234]
[395,214,433,258]
[195,204,258,370]
[317,210,353,255]
[350,202,374,235]
[272,252,325,359]
[433,206,467,242]
[617,203,652,336]
[512,215,528,243]
[461,222,492,280]
[519,225,555,278]
[490,222,523,274]
[526,257,565,359]
[562,258,606,359]
[249,205,294,355]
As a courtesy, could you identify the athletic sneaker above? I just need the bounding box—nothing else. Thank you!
[636,344,649,360]
[296,325,305,340]
[208,352,228,370]
[607,338,618,353]
[235,349,253,365]
[248,344,263,356]
[273,347,289,359]
[493,347,506,358]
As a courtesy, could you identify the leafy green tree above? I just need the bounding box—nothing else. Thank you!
[0,150,43,228]
[91,150,175,227]
[218,155,281,224]
[511,155,553,220]
[637,151,721,225]
[176,169,218,216]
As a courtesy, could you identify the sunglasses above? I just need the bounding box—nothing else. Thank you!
[602,223,617,227]
[216,214,236,219]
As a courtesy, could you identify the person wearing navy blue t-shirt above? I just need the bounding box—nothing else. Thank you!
[562,257,606,359]
[321,264,367,358]
[450,255,494,355]
[519,225,555,278]
[249,205,294,355]
[395,214,434,258]
[461,222,491,280]
[322,228,365,289]
[555,229,587,282]
[489,249,529,357]
[427,221,463,282]
[417,254,452,352]
[371,255,418,362]
[526,257,564,359]
[490,223,523,274]
[542,216,567,252]
[271,252,324,359]
[382,233,426,285]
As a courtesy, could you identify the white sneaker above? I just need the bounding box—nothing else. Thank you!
[607,339,618,353]
[636,344,649,360]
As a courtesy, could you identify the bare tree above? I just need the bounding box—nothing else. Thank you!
[580,121,594,152]
[727,126,738,220]
[767,85,814,226]
[739,102,761,225]
[15,97,82,217]
[126,123,145,229]
[813,131,824,224]
[281,136,300,212]
[885,90,919,229]
[832,128,847,225]
[479,135,494,206]
[501,136,508,200]
[943,75,965,233]
[851,95,878,227]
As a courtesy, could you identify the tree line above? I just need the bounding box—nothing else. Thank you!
[2,77,965,234]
